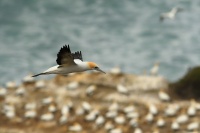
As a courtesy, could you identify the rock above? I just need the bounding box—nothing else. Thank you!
[170,66,200,99]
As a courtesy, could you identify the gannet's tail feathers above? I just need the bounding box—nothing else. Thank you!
[32,72,48,77]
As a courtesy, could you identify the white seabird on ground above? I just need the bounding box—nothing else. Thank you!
[0,87,7,96]
[95,115,105,126]
[40,112,54,121]
[158,90,170,102]
[32,45,105,77]
[116,84,128,95]
[171,120,180,131]
[24,110,37,118]
[69,123,82,132]
[86,85,96,96]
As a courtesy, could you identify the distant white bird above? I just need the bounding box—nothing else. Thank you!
[187,105,196,116]
[69,123,82,132]
[148,104,158,115]
[109,102,119,111]
[15,87,26,96]
[86,85,96,96]
[110,66,121,75]
[0,88,7,96]
[6,81,17,89]
[32,45,105,77]
[106,110,118,118]
[85,110,99,121]
[95,115,105,126]
[82,101,92,112]
[126,112,139,119]
[48,104,57,113]
[5,110,16,118]
[59,114,68,125]
[134,128,143,133]
[156,117,165,127]
[160,7,183,22]
[150,62,159,76]
[116,84,128,95]
[109,128,122,133]
[40,113,54,121]
[145,113,154,123]
[187,121,199,131]
[66,82,79,90]
[123,105,135,113]
[25,102,37,110]
[35,80,45,89]
[104,121,114,131]
[171,120,180,131]
[75,107,85,116]
[176,114,188,124]
[61,105,70,115]
[129,118,138,127]
[25,110,37,118]
[41,97,54,105]
[114,115,126,124]
[158,90,170,102]
[165,104,179,116]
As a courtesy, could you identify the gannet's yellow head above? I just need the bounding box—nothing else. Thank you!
[88,62,106,74]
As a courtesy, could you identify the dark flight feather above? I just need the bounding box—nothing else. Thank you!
[56,45,83,65]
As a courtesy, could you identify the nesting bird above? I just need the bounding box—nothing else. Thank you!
[69,123,82,132]
[109,66,121,75]
[187,121,199,131]
[32,45,105,77]
[40,113,54,121]
[116,84,129,95]
[171,120,180,131]
[86,85,96,96]
[0,87,7,96]
[158,90,170,102]
[160,7,183,22]
[6,81,17,89]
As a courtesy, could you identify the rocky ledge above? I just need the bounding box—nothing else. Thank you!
[0,69,200,133]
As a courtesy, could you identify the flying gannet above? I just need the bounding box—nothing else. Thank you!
[33,45,105,77]
[160,7,183,22]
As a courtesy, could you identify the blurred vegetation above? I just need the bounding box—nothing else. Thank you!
[170,66,200,100]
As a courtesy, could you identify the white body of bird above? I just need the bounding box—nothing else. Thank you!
[117,84,128,95]
[158,91,170,102]
[176,114,188,124]
[25,110,37,118]
[115,115,126,124]
[40,113,54,121]
[0,88,7,96]
[187,121,199,131]
[69,123,82,132]
[157,117,165,127]
[95,115,105,126]
[171,120,180,131]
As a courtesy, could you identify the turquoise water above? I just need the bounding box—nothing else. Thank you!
[0,0,200,84]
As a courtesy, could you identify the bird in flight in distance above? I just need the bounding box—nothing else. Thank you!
[32,45,106,77]
[160,7,183,22]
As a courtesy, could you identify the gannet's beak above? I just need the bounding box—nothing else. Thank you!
[96,68,106,74]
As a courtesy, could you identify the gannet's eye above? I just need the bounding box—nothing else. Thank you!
[94,66,98,69]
